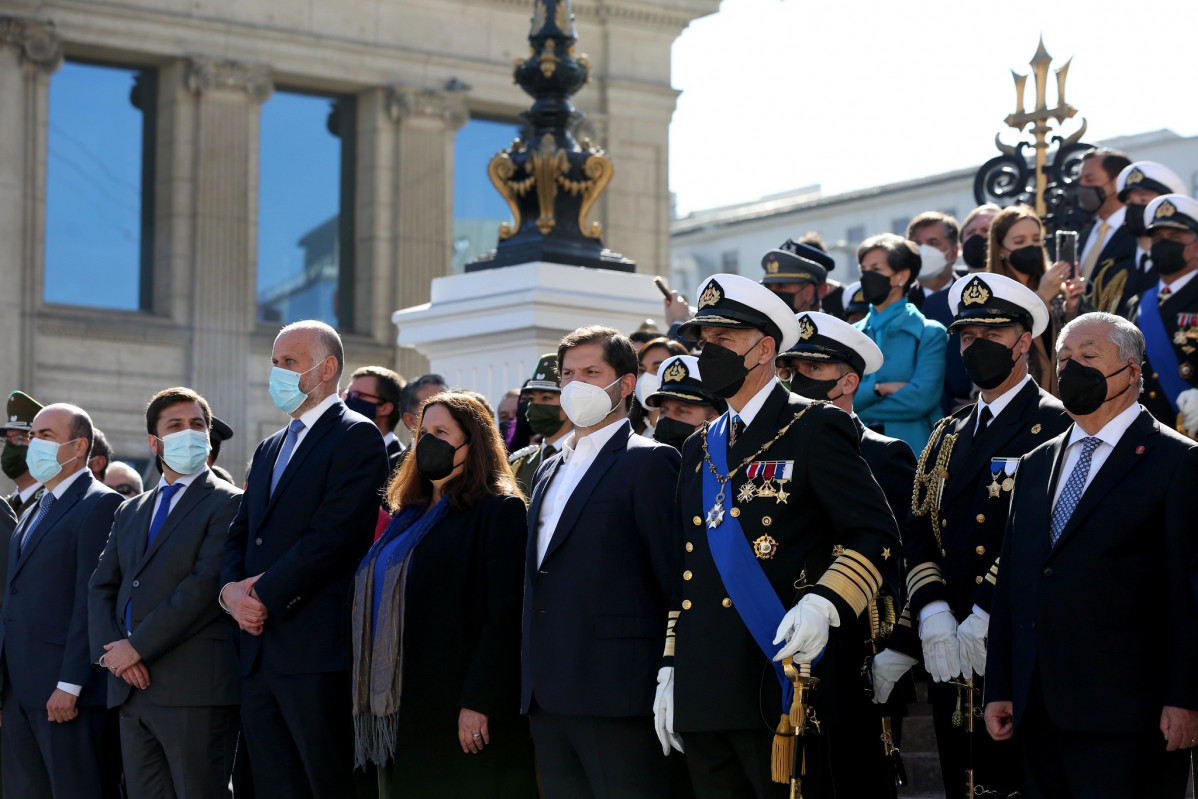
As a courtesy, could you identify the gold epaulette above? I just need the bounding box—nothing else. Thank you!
[816,549,882,619]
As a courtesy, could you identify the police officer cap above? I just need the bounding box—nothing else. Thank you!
[778,312,884,376]
[843,281,868,316]
[210,416,234,442]
[1,391,43,432]
[646,355,727,411]
[780,239,835,272]
[761,246,826,287]
[1144,194,1198,237]
[526,354,561,393]
[947,273,1048,338]
[678,273,800,353]
[1117,161,1187,203]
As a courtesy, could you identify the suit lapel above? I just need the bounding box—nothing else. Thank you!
[1050,410,1156,554]
[135,474,213,576]
[265,402,342,515]
[540,423,628,566]
[526,454,563,581]
[12,472,90,578]
[1161,273,1198,316]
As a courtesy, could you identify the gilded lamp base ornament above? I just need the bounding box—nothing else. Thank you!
[467,0,633,272]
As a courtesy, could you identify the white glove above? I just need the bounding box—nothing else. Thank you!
[919,609,962,682]
[652,666,684,755]
[773,594,838,663]
[957,612,989,677]
[1177,388,1198,436]
[870,648,918,704]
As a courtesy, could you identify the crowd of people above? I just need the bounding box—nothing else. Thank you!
[1,145,1197,799]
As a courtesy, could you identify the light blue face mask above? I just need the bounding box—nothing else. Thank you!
[25,437,79,484]
[157,429,211,475]
[269,363,321,413]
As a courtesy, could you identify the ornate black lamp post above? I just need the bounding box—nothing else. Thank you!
[466,0,634,272]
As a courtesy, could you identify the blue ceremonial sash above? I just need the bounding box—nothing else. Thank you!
[703,414,792,712]
[1140,289,1187,413]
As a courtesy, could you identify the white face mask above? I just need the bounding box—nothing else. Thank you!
[918,243,949,279]
[634,371,661,411]
[560,377,621,427]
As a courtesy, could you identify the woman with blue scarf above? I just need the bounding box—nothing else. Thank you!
[351,391,536,797]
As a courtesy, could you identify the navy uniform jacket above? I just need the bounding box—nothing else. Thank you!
[668,386,900,732]
[986,409,1198,731]
[901,380,1069,627]
[0,471,123,708]
[521,420,681,717]
[856,418,916,527]
[221,400,388,676]
[1134,275,1198,430]
[89,469,243,708]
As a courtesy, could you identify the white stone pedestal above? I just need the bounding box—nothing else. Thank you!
[391,261,664,404]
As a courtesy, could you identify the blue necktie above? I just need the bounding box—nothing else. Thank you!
[126,482,184,632]
[1050,437,1101,546]
[19,492,56,554]
[270,419,306,495]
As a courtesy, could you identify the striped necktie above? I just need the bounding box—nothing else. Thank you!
[19,492,56,554]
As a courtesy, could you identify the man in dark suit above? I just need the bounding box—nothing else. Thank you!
[220,321,389,799]
[871,273,1070,798]
[657,274,900,798]
[522,325,681,798]
[0,403,124,799]
[1076,148,1134,296]
[89,387,243,798]
[345,365,406,471]
[1135,194,1198,437]
[985,312,1198,798]
[2,391,46,518]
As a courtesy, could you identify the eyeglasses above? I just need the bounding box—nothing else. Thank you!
[112,484,139,496]
[346,390,383,403]
[4,430,30,445]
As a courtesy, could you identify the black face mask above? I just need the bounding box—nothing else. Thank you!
[1124,203,1148,238]
[962,337,1018,390]
[788,371,843,401]
[498,418,514,443]
[699,338,764,399]
[1057,359,1132,416]
[1006,245,1044,276]
[344,395,378,421]
[1076,184,1106,214]
[1,444,27,480]
[1151,239,1190,277]
[415,434,466,481]
[653,416,698,451]
[962,234,988,271]
[526,402,565,437]
[859,271,894,306]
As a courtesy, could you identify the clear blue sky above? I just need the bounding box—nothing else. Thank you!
[669,0,1198,216]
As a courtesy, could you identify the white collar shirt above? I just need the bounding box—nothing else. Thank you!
[150,467,206,519]
[535,417,628,567]
[1079,206,1126,266]
[1158,269,1198,298]
[49,467,88,500]
[975,375,1031,434]
[1051,402,1141,509]
[728,377,779,429]
[18,481,42,504]
[282,393,340,459]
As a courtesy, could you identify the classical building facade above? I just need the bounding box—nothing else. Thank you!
[0,0,716,479]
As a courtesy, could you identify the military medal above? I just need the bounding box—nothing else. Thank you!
[705,502,725,529]
[737,482,757,504]
[752,535,778,559]
[989,457,1018,498]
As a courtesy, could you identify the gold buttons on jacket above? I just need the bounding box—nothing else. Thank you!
[686,542,694,552]
[692,516,702,526]
[722,598,732,608]
[762,516,773,526]
[683,571,692,581]
[682,600,692,610]
[730,508,741,518]
[976,546,986,555]
[976,514,986,523]
[975,576,984,585]
[1149,391,1158,399]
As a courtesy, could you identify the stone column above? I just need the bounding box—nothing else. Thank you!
[0,17,61,391]
[386,86,467,380]
[180,56,272,475]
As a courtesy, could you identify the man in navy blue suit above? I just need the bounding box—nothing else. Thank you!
[220,320,389,799]
[522,325,681,798]
[0,403,123,799]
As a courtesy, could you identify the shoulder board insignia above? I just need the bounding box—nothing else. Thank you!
[508,444,538,464]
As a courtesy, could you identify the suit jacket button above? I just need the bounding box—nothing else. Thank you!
[1042,567,1053,577]
[692,516,702,526]
[132,580,140,588]
[975,576,983,584]
[975,546,985,555]
[681,600,692,610]
[255,537,263,545]
[1149,391,1157,399]
[722,598,732,608]
[976,514,985,523]
[682,571,692,581]
[685,542,694,552]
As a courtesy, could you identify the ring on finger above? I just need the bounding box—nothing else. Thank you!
[472,733,482,739]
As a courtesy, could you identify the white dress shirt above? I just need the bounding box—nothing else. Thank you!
[149,466,206,519]
[382,431,396,449]
[728,376,779,427]
[974,375,1031,436]
[1051,402,1141,510]
[1078,206,1126,267]
[16,480,42,506]
[47,467,92,697]
[1159,269,1198,299]
[535,418,627,567]
[281,393,340,460]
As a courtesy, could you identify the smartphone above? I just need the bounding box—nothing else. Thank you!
[1056,230,1078,278]
[653,276,672,298]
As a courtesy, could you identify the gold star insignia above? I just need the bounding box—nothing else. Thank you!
[988,479,1002,499]
[881,548,891,561]
[774,486,789,504]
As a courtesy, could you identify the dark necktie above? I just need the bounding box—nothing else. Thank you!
[126,482,185,632]
[270,419,306,495]
[19,492,56,554]
[973,406,993,442]
[1140,252,1150,272]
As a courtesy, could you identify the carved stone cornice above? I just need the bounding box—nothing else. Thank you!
[479,0,717,31]
[0,16,63,73]
[184,56,273,103]
[385,86,469,130]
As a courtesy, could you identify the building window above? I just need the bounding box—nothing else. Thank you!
[454,117,522,273]
[721,250,738,273]
[257,89,356,328]
[45,60,156,310]
[846,225,866,244]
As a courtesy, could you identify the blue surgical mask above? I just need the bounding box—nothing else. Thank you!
[269,363,321,413]
[25,437,79,484]
[157,429,211,475]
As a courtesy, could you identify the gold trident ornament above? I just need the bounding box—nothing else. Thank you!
[998,37,1087,218]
